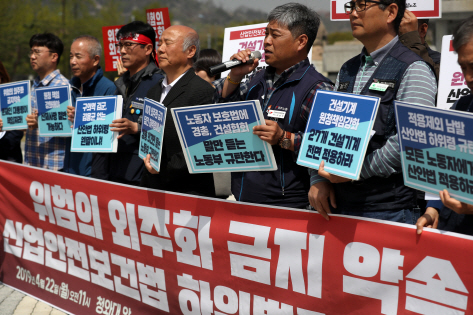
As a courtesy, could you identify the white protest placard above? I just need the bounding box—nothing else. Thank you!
[437,35,471,110]
[222,23,312,80]
[330,0,441,20]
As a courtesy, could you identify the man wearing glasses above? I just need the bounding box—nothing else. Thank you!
[309,0,437,224]
[94,21,164,185]
[25,33,70,170]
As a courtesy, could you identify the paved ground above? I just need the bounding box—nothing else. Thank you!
[0,284,68,315]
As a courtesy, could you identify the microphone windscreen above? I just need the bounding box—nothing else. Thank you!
[252,51,262,60]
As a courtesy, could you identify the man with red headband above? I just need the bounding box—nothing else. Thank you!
[94,21,164,185]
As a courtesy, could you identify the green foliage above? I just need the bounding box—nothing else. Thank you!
[327,31,354,45]
[0,0,267,81]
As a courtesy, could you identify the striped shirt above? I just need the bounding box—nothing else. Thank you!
[25,69,70,170]
[310,36,437,185]
[214,59,334,153]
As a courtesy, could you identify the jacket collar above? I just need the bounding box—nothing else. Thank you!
[70,66,104,91]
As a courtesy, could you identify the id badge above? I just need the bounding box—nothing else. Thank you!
[267,109,286,119]
[369,82,389,92]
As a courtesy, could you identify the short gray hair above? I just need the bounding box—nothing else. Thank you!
[183,32,200,63]
[267,3,320,53]
[453,15,473,53]
[72,35,102,60]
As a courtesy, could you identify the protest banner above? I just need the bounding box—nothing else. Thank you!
[36,85,72,137]
[437,35,471,110]
[330,0,441,20]
[0,80,30,130]
[395,101,473,205]
[222,23,313,81]
[1,160,473,314]
[146,8,171,53]
[71,95,122,153]
[297,90,379,180]
[138,98,167,172]
[171,101,277,173]
[102,25,124,72]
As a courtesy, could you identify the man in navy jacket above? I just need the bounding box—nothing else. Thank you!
[64,35,115,176]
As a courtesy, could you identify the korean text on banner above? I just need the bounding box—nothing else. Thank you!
[171,100,277,173]
[71,95,122,153]
[395,101,473,205]
[1,160,473,314]
[36,85,72,137]
[298,90,379,180]
[139,97,167,172]
[330,0,441,20]
[102,25,124,72]
[437,35,471,109]
[146,8,171,53]
[0,80,31,130]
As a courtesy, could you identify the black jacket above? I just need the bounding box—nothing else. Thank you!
[141,69,215,196]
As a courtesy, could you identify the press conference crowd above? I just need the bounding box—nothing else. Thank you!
[1,1,473,236]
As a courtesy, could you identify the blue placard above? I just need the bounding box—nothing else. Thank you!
[36,85,72,136]
[297,90,380,180]
[395,101,473,205]
[71,95,122,152]
[0,80,31,130]
[171,100,277,173]
[139,98,166,172]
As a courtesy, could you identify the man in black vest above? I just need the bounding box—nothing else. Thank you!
[416,15,473,235]
[214,3,333,209]
[95,21,164,186]
[141,25,216,196]
[309,0,437,223]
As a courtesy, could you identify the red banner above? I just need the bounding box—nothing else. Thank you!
[1,160,472,314]
[102,25,124,72]
[229,27,266,40]
[146,8,171,53]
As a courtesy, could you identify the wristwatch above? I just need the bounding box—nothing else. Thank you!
[280,131,292,149]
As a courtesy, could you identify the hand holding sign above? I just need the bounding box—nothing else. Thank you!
[399,10,420,36]
[252,119,284,146]
[440,189,473,215]
[67,105,75,124]
[26,110,38,129]
[110,117,138,139]
[143,154,159,174]
[318,160,351,183]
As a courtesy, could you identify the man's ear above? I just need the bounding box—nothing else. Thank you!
[296,34,309,53]
[50,52,59,64]
[145,43,154,56]
[93,55,100,67]
[386,3,399,25]
[187,45,197,60]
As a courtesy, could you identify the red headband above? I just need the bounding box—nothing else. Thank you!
[119,33,153,46]
[118,33,158,67]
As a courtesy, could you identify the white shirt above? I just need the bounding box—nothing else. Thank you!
[159,72,187,103]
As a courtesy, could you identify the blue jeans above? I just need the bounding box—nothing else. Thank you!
[334,208,421,225]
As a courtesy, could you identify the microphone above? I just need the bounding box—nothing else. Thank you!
[209,51,262,76]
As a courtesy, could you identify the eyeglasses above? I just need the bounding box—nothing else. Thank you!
[28,49,54,58]
[344,1,384,14]
[115,42,143,52]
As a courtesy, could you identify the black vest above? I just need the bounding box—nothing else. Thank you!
[232,60,332,208]
[334,40,431,212]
